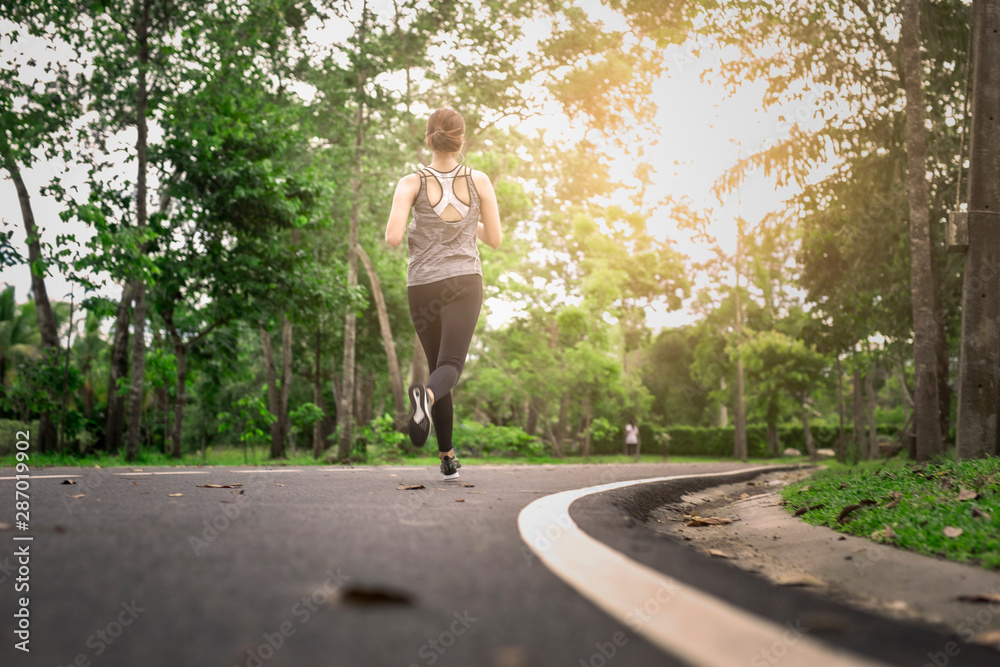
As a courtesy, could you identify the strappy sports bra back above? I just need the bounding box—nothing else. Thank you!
[419,165,471,219]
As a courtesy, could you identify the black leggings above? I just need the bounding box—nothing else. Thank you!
[407,274,483,452]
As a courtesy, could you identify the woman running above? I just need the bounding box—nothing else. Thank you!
[384,108,502,480]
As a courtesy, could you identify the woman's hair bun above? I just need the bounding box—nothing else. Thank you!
[425,108,465,153]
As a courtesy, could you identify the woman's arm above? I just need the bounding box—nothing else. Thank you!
[385,174,420,248]
[472,170,502,250]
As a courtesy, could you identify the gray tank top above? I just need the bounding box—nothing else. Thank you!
[407,164,482,287]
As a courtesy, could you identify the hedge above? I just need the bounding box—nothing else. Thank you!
[583,424,899,458]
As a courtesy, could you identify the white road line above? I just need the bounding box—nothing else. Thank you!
[0,474,83,480]
[227,470,302,474]
[517,466,889,667]
[113,471,212,476]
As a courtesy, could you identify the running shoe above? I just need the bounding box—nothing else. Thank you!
[440,455,461,480]
[408,383,431,447]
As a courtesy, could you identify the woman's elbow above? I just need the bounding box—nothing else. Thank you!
[385,230,403,247]
[489,233,502,250]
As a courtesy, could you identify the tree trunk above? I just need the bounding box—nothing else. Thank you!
[553,395,568,457]
[765,411,780,457]
[313,327,325,460]
[124,280,147,462]
[525,400,538,436]
[852,367,864,464]
[355,244,406,430]
[582,398,592,459]
[802,397,816,461]
[718,377,728,427]
[836,355,846,463]
[278,314,292,459]
[338,5,370,461]
[732,221,747,461]
[260,324,281,458]
[955,0,1000,460]
[105,282,133,452]
[124,0,152,463]
[865,367,878,459]
[901,0,943,462]
[1,137,60,453]
[170,343,187,459]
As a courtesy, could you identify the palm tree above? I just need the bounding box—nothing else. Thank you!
[0,285,41,391]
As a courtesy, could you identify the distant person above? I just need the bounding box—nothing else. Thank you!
[624,420,639,459]
[384,107,502,480]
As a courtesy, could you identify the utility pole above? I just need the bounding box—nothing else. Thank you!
[956,0,1000,459]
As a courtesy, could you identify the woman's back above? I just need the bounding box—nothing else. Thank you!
[407,164,482,287]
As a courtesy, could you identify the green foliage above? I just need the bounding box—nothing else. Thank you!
[0,419,38,456]
[662,424,899,458]
[783,457,1000,569]
[289,402,324,434]
[450,421,544,458]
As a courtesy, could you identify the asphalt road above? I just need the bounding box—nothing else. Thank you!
[0,461,995,667]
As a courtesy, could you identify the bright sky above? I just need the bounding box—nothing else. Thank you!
[0,1,831,334]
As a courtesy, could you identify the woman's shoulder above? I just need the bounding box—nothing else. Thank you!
[467,168,493,190]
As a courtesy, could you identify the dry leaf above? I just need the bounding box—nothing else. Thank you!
[131,469,143,472]
[957,488,979,501]
[461,483,475,488]
[794,503,825,517]
[836,504,863,524]
[276,484,285,487]
[706,549,731,559]
[943,526,963,538]
[740,493,750,499]
[454,499,466,503]
[197,483,243,488]
[168,493,183,497]
[68,494,86,499]
[969,630,1000,651]
[800,485,811,492]
[883,491,903,509]
[61,479,76,485]
[957,593,1000,604]
[972,507,992,521]
[685,516,732,527]
[468,491,486,494]
[396,484,425,491]
[132,481,141,486]
[772,572,826,588]
[0,522,11,530]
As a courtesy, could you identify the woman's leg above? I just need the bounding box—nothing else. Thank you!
[408,275,483,454]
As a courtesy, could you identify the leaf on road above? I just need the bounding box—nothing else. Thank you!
[133,481,141,486]
[68,494,86,499]
[957,593,1000,604]
[685,516,732,527]
[705,549,731,559]
[454,499,466,503]
[468,491,486,494]
[943,526,963,538]
[794,503,825,517]
[0,522,11,530]
[61,479,76,485]
[276,484,285,487]
[957,488,979,501]
[970,630,1000,651]
[461,483,475,487]
[771,572,826,588]
[197,483,243,488]
[396,484,425,491]
[338,585,414,607]
[740,493,750,499]
[799,485,811,493]
[972,507,992,521]
[168,493,183,497]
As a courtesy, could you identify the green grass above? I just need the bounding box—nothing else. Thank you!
[0,446,806,470]
[782,456,1000,569]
